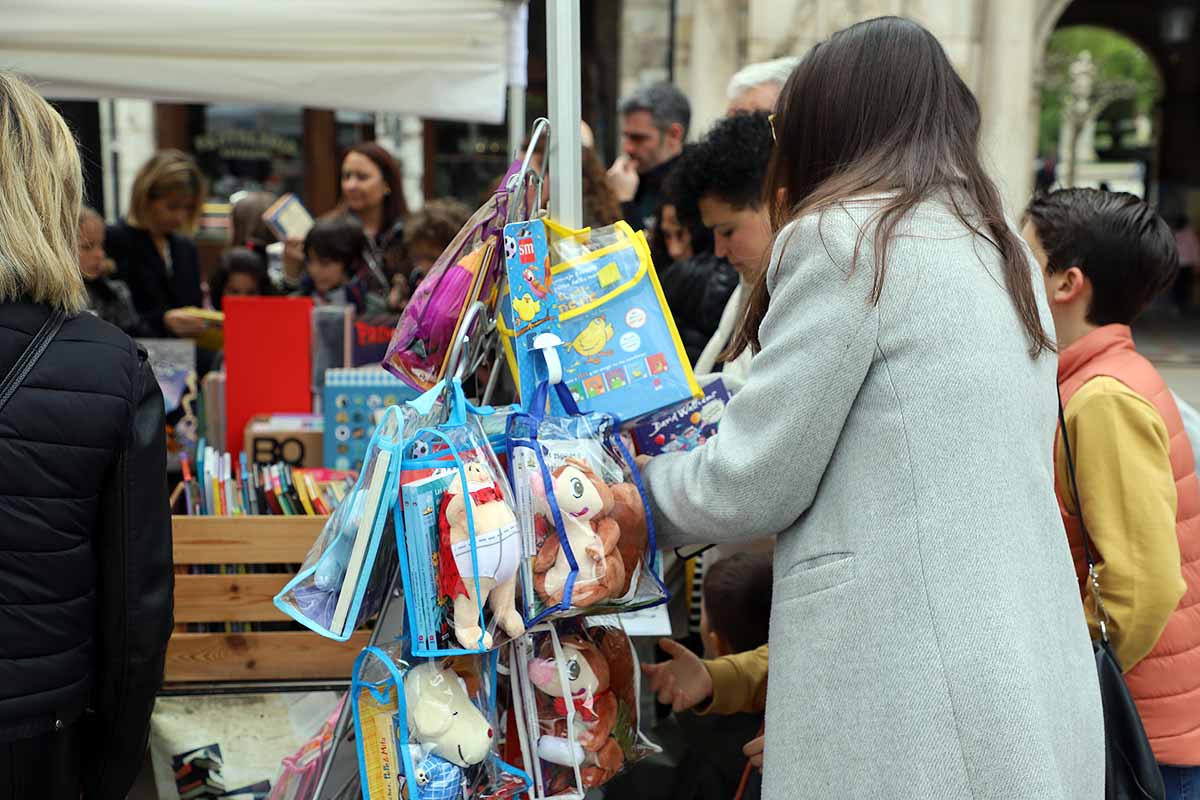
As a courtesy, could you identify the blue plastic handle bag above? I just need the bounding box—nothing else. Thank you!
[506,380,669,626]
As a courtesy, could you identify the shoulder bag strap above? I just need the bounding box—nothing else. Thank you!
[0,309,67,415]
[1057,385,1112,642]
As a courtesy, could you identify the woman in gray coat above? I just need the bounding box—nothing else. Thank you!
[641,17,1105,799]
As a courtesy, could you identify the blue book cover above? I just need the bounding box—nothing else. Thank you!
[400,469,456,651]
[323,368,419,471]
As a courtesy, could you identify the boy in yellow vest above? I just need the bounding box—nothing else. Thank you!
[1023,189,1200,794]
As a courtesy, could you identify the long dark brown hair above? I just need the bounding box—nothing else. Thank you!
[343,142,409,231]
[728,17,1053,359]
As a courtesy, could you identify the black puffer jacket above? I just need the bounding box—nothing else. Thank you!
[657,253,739,366]
[0,300,172,798]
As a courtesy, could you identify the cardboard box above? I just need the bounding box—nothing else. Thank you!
[243,414,324,467]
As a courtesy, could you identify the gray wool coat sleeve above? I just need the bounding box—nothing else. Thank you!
[643,213,879,544]
[642,199,1105,800]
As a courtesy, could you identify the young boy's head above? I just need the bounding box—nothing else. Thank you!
[305,217,367,295]
[700,552,773,658]
[402,198,471,278]
[1022,189,1178,348]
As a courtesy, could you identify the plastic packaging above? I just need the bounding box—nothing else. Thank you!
[398,379,527,656]
[274,406,407,640]
[506,380,669,625]
[383,163,521,392]
[499,219,700,421]
[267,696,344,800]
[350,641,531,800]
[505,620,659,799]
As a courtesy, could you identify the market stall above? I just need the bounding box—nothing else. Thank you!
[0,0,523,123]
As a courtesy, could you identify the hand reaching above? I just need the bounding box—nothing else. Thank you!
[744,734,764,771]
[640,638,713,713]
[163,308,207,338]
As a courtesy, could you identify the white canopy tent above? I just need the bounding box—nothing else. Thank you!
[0,0,524,124]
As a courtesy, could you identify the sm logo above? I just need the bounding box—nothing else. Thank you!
[518,238,536,264]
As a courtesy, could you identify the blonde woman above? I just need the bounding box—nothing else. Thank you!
[106,149,208,338]
[0,73,172,798]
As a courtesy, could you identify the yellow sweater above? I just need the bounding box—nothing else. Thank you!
[699,644,769,715]
[1057,376,1185,672]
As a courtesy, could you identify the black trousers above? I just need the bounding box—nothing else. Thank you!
[0,722,81,800]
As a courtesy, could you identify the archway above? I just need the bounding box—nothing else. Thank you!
[1035,25,1162,197]
[1036,0,1198,215]
[1036,0,1200,372]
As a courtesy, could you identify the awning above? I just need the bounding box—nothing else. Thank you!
[0,0,523,123]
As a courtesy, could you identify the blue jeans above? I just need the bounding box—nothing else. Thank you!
[1161,764,1200,800]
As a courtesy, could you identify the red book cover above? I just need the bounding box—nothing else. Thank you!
[224,297,313,454]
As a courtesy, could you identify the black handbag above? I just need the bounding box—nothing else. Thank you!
[1058,391,1166,800]
[0,309,66,414]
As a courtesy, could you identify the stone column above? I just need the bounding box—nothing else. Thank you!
[978,0,1039,215]
[687,0,742,137]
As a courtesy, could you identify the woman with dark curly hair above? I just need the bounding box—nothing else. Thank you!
[664,111,775,391]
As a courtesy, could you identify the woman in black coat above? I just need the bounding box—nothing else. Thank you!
[0,72,173,800]
[106,150,208,340]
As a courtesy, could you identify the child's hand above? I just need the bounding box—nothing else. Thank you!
[744,734,764,771]
[635,454,652,471]
[641,638,713,712]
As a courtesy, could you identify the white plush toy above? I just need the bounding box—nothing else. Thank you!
[405,662,494,773]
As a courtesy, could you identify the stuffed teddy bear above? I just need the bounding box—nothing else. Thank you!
[405,661,495,800]
[438,460,526,649]
[527,633,626,790]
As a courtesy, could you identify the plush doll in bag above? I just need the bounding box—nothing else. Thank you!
[531,458,648,607]
[405,661,495,800]
[438,461,526,649]
[526,626,643,791]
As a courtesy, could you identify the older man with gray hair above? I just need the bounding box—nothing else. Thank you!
[607,82,691,233]
[726,56,799,115]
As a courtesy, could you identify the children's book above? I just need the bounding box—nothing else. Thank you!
[262,193,314,241]
[399,468,458,651]
[323,368,420,471]
[631,378,730,455]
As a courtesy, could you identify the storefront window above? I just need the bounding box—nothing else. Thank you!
[194,105,304,202]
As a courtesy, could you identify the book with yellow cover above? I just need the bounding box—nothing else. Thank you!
[176,307,225,352]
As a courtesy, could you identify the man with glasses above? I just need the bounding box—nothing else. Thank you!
[607,83,691,234]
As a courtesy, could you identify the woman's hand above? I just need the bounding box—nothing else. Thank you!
[744,734,765,771]
[640,638,713,712]
[163,308,207,338]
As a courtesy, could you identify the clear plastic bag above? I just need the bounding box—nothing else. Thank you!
[268,696,343,800]
[351,641,531,800]
[274,406,407,640]
[398,379,527,656]
[506,380,669,625]
[505,619,659,799]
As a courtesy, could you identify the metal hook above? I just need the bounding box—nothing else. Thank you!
[444,301,489,389]
[507,118,551,225]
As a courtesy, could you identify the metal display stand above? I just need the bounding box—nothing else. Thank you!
[311,2,583,795]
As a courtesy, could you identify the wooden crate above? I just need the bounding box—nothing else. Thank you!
[166,515,369,684]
